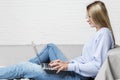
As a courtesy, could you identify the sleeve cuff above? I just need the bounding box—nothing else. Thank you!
[67,62,75,71]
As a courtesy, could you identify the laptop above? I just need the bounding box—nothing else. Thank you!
[31,42,52,70]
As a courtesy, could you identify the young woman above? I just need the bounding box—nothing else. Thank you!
[0,1,115,80]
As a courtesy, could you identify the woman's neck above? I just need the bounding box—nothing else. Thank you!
[96,26,103,31]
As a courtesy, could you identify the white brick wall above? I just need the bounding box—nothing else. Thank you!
[0,0,119,45]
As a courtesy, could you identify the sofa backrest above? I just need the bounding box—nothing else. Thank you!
[95,45,120,80]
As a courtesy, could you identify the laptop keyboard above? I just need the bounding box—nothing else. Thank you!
[41,63,52,70]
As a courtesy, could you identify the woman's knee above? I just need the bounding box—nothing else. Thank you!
[47,43,56,47]
[17,62,45,78]
[15,62,40,73]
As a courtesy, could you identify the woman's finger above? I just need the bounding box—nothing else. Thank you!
[49,59,62,66]
[49,62,60,67]
[49,59,60,64]
[56,66,64,73]
[52,65,61,70]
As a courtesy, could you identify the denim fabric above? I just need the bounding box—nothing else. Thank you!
[0,43,90,80]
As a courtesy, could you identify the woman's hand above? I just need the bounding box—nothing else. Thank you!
[49,59,69,73]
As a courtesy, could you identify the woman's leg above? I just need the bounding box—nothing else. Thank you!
[0,62,45,79]
[0,61,90,80]
[29,43,67,64]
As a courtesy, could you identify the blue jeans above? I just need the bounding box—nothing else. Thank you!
[0,43,90,80]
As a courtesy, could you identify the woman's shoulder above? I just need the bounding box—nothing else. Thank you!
[97,27,111,36]
[94,27,112,40]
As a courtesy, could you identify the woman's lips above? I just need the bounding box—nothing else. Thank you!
[89,23,91,24]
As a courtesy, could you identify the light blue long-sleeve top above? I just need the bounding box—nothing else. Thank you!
[68,27,114,77]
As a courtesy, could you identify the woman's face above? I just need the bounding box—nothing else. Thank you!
[86,15,96,28]
[86,14,101,31]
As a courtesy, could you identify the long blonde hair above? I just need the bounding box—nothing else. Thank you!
[87,1,115,46]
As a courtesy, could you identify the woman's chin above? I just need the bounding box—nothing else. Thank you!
[90,25,95,28]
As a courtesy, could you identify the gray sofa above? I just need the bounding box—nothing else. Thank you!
[0,44,120,80]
